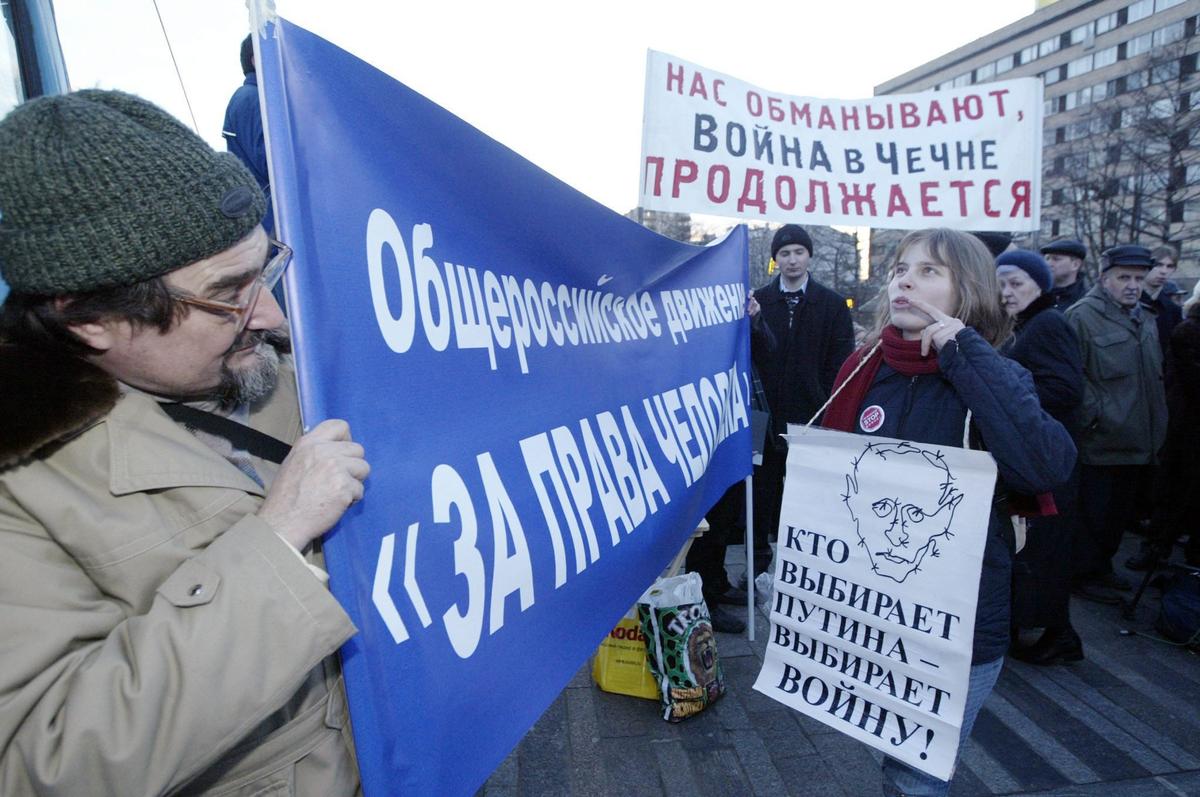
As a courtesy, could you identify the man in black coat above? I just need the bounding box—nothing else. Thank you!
[1042,238,1090,310]
[747,224,854,576]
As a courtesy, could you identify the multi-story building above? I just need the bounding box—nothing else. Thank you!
[872,0,1200,283]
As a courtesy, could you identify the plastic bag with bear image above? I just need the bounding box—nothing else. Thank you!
[636,572,725,722]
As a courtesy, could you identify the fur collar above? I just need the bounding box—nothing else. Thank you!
[0,344,120,471]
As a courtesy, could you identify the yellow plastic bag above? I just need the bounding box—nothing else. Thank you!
[592,611,659,700]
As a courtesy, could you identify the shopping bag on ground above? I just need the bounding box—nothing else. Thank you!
[592,608,659,700]
[637,572,725,721]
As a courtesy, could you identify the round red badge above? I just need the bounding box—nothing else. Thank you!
[859,405,885,433]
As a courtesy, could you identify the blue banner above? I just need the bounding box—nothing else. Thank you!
[258,19,752,796]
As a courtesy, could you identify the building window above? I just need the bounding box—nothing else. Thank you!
[1039,37,1061,58]
[1128,0,1155,24]
[952,72,972,88]
[1151,60,1180,84]
[1150,98,1175,118]
[1066,154,1089,174]
[1051,220,1061,237]
[1066,121,1091,141]
[1092,81,1109,102]
[1156,0,1185,11]
[1182,53,1198,76]
[1153,20,1185,46]
[1124,32,1153,59]
[1168,200,1184,224]
[995,54,1015,74]
[975,61,996,82]
[1107,144,1122,165]
[1127,69,1146,90]
[1020,44,1039,65]
[1067,54,1094,78]
[1093,46,1118,69]
[1070,24,1090,45]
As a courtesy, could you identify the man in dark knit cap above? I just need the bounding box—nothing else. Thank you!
[745,224,854,579]
[0,90,365,796]
[1065,245,1166,605]
[1041,238,1090,310]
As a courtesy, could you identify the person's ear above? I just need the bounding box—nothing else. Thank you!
[58,298,119,353]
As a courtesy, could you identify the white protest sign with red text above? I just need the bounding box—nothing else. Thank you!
[753,427,997,780]
[640,50,1042,231]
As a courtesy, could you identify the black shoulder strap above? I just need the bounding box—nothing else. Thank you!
[161,403,292,464]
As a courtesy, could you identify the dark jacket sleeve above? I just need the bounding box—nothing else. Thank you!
[940,328,1077,494]
[1016,312,1084,421]
[1172,317,1200,404]
[821,294,855,397]
[750,310,777,361]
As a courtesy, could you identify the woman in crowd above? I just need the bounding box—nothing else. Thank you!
[994,250,1085,665]
[820,229,1076,797]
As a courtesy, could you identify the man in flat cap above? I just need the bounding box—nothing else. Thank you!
[747,224,854,581]
[0,90,366,795]
[1065,245,1167,604]
[1041,238,1090,310]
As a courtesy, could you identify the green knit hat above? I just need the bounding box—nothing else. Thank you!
[0,89,267,295]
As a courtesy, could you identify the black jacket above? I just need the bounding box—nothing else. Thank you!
[1167,302,1200,447]
[1002,294,1083,431]
[752,275,854,431]
[1140,289,1183,362]
[1050,278,1088,311]
[853,329,1077,662]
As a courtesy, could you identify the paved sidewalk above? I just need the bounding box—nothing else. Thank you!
[481,536,1200,796]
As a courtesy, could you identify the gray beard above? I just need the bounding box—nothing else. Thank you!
[216,327,291,410]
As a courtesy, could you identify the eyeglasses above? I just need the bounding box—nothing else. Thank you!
[170,239,292,337]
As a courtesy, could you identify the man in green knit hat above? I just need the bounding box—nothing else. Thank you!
[0,90,366,796]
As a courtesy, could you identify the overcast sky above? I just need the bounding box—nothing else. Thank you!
[54,0,1036,215]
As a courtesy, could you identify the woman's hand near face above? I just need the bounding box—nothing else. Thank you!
[908,296,966,356]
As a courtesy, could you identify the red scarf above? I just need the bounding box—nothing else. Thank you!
[821,326,1057,517]
[821,326,936,432]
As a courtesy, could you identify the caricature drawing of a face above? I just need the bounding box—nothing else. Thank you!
[843,442,963,584]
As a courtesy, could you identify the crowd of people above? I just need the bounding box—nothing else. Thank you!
[0,31,1194,797]
[687,222,1196,795]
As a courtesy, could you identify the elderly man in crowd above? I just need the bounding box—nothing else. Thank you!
[0,90,367,795]
[1065,245,1167,605]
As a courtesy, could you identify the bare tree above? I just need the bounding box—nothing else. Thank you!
[1042,38,1200,278]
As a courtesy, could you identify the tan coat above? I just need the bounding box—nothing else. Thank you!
[0,346,360,796]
